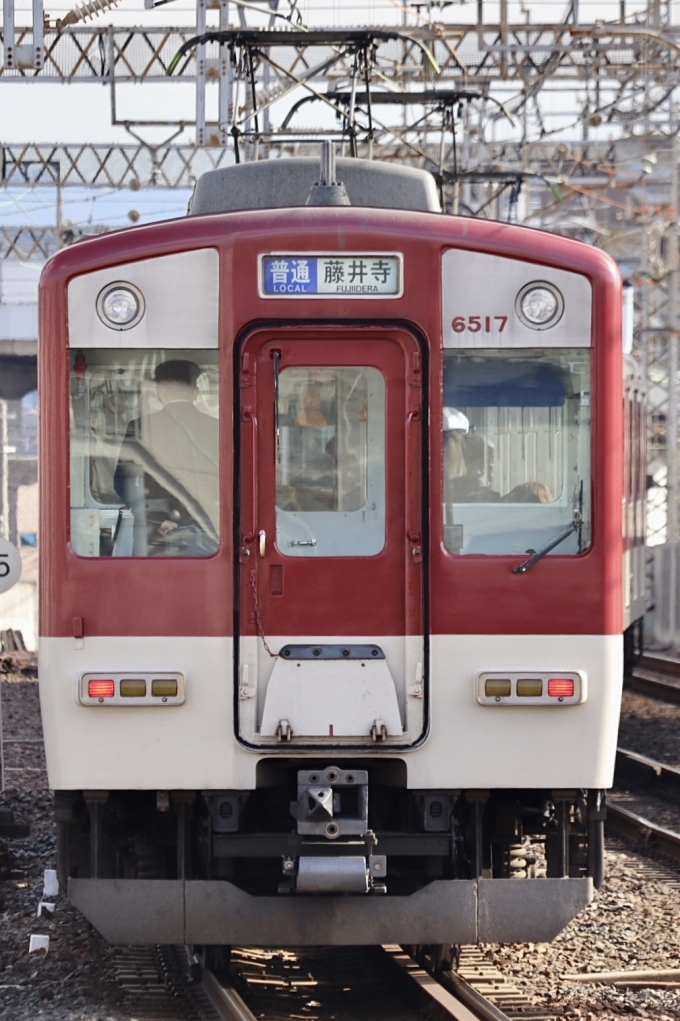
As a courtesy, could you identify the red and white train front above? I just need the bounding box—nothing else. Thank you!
[39,158,624,948]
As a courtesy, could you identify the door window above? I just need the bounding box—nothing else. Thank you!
[276,366,385,556]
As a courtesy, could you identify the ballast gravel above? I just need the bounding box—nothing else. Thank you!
[1,678,127,1021]
[3,677,680,1020]
[618,686,680,768]
[483,846,680,1019]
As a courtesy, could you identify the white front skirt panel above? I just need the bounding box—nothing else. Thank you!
[39,636,239,790]
[407,633,623,790]
[39,632,621,790]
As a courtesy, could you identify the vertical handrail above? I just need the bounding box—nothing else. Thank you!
[405,408,422,544]
[272,349,281,464]
[241,408,258,544]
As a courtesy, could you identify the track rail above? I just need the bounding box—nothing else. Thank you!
[389,949,511,1021]
[606,801,680,863]
[202,966,257,1021]
[199,945,519,1021]
[615,747,680,796]
[628,653,680,704]
[610,747,680,864]
[436,973,522,1021]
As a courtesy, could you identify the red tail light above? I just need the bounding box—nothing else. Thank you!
[88,679,115,698]
[548,678,575,698]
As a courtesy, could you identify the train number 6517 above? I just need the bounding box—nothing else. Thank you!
[452,315,508,333]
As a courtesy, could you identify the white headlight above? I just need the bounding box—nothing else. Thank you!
[96,282,145,330]
[516,282,564,330]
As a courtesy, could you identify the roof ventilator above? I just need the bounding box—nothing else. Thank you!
[306,140,350,207]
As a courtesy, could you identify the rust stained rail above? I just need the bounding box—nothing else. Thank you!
[615,747,680,795]
[627,653,680,705]
[606,801,680,863]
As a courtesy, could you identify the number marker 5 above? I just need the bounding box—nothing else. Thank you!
[0,540,22,594]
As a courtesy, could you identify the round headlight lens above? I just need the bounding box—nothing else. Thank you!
[516,282,563,330]
[96,282,145,330]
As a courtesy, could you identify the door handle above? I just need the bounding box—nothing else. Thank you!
[258,530,266,558]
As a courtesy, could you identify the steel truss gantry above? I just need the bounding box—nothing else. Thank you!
[2,2,680,145]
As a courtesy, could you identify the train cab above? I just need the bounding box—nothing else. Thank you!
[39,154,624,948]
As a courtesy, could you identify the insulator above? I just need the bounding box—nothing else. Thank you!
[57,0,119,31]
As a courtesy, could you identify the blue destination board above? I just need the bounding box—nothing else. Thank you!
[261,254,401,297]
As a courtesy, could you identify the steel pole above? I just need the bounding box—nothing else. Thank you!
[667,140,680,545]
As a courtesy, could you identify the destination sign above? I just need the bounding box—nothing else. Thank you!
[261,254,402,298]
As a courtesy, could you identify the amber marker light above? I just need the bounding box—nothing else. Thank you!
[120,679,147,697]
[516,679,543,697]
[485,679,511,698]
[88,679,115,698]
[548,678,575,698]
[152,679,179,697]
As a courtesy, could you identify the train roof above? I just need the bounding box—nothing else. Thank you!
[189,157,442,215]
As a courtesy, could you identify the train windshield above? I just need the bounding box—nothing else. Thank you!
[442,349,591,556]
[69,348,219,558]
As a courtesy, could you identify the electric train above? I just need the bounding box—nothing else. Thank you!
[38,151,640,950]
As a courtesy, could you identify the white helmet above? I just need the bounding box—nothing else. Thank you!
[443,407,470,434]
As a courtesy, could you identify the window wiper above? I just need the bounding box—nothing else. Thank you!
[512,513,582,575]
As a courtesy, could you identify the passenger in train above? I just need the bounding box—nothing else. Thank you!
[114,359,219,556]
[443,407,500,503]
[277,377,367,514]
[503,481,555,503]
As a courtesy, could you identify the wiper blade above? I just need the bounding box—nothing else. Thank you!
[512,516,582,574]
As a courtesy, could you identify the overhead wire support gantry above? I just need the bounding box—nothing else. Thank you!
[3,7,680,140]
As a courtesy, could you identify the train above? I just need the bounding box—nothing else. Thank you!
[39,147,640,952]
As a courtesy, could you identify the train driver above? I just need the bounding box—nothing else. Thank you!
[114,359,219,556]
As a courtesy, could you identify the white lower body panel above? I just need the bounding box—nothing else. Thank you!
[39,636,239,790]
[406,633,623,789]
[39,632,622,791]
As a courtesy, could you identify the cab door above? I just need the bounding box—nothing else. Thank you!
[237,327,426,748]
